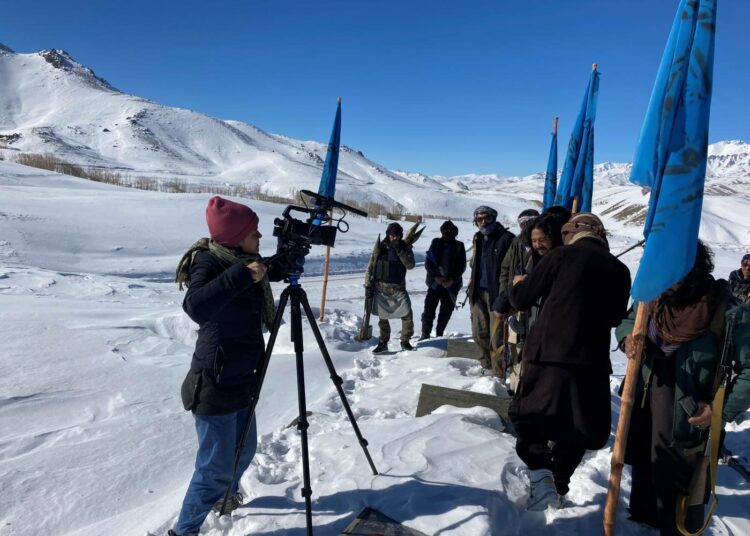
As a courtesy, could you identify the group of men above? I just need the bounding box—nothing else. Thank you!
[362,203,571,388]
[364,220,468,353]
[170,195,750,536]
[363,204,750,535]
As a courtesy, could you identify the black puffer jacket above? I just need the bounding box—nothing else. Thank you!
[181,251,268,415]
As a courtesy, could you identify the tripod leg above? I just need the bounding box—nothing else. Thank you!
[290,290,314,535]
[218,287,291,516]
[298,289,379,476]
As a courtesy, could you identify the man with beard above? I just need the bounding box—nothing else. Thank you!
[618,241,750,536]
[467,206,515,373]
[729,253,750,303]
[493,213,563,393]
[508,213,631,510]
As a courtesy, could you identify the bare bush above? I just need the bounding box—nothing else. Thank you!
[10,153,401,221]
[162,178,188,193]
[86,168,123,184]
[132,176,157,190]
[14,152,59,172]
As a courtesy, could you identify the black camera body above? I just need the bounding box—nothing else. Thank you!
[267,190,366,278]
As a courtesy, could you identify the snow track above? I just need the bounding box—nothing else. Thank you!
[1,165,748,535]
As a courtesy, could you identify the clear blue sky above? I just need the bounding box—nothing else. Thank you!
[2,0,748,176]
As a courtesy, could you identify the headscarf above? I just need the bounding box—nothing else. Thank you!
[561,212,608,250]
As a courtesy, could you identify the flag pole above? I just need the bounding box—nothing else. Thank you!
[317,96,342,321]
[319,208,333,321]
[603,301,651,536]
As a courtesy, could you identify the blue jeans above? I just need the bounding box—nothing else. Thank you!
[174,409,257,535]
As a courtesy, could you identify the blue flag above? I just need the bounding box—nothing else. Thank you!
[629,0,716,302]
[318,98,341,200]
[542,125,558,210]
[554,67,600,212]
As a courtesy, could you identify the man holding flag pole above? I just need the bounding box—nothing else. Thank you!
[604,2,750,536]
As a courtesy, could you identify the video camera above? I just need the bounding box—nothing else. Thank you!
[267,189,367,278]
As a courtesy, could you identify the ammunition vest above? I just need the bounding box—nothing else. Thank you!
[374,245,406,284]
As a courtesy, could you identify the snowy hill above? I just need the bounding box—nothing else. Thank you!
[0,45,522,220]
[2,44,750,232]
[2,160,749,536]
[1,44,750,536]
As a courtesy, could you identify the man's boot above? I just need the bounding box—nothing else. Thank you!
[400,340,415,351]
[373,340,388,354]
[526,469,561,511]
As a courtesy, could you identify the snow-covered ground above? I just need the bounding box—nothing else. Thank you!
[1,161,749,536]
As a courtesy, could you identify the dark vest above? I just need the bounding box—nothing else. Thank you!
[375,243,406,284]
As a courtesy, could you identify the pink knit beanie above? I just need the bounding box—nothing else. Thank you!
[205,196,259,247]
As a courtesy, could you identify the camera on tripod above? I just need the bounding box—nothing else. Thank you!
[221,192,379,532]
[268,189,367,277]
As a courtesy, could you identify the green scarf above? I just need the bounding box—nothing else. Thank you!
[175,238,276,331]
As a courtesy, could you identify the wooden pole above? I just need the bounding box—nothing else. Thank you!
[553,116,559,135]
[603,301,651,536]
[572,196,579,214]
[319,209,334,321]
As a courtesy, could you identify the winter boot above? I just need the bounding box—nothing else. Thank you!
[526,468,561,511]
[212,491,244,515]
[418,331,431,341]
[373,340,389,354]
[401,340,415,351]
[168,530,198,536]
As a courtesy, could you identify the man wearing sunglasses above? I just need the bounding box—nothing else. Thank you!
[467,206,514,373]
[729,254,750,303]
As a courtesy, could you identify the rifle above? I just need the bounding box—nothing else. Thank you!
[501,316,512,382]
[460,286,470,308]
[615,238,646,258]
[356,285,374,341]
[675,313,737,534]
[355,235,380,342]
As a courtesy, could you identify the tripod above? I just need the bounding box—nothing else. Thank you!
[219,274,379,535]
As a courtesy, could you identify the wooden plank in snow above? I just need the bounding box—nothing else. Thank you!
[341,507,428,535]
[415,383,511,419]
[445,338,483,360]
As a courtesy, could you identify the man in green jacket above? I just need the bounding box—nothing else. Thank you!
[616,241,750,536]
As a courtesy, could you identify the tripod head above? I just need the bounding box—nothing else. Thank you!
[265,190,367,280]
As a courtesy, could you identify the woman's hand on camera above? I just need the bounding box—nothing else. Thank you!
[246,261,267,283]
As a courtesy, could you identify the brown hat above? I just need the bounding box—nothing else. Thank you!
[205,196,259,247]
[561,212,608,248]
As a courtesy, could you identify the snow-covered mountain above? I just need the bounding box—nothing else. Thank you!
[2,45,750,536]
[0,44,524,219]
[1,44,749,236]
